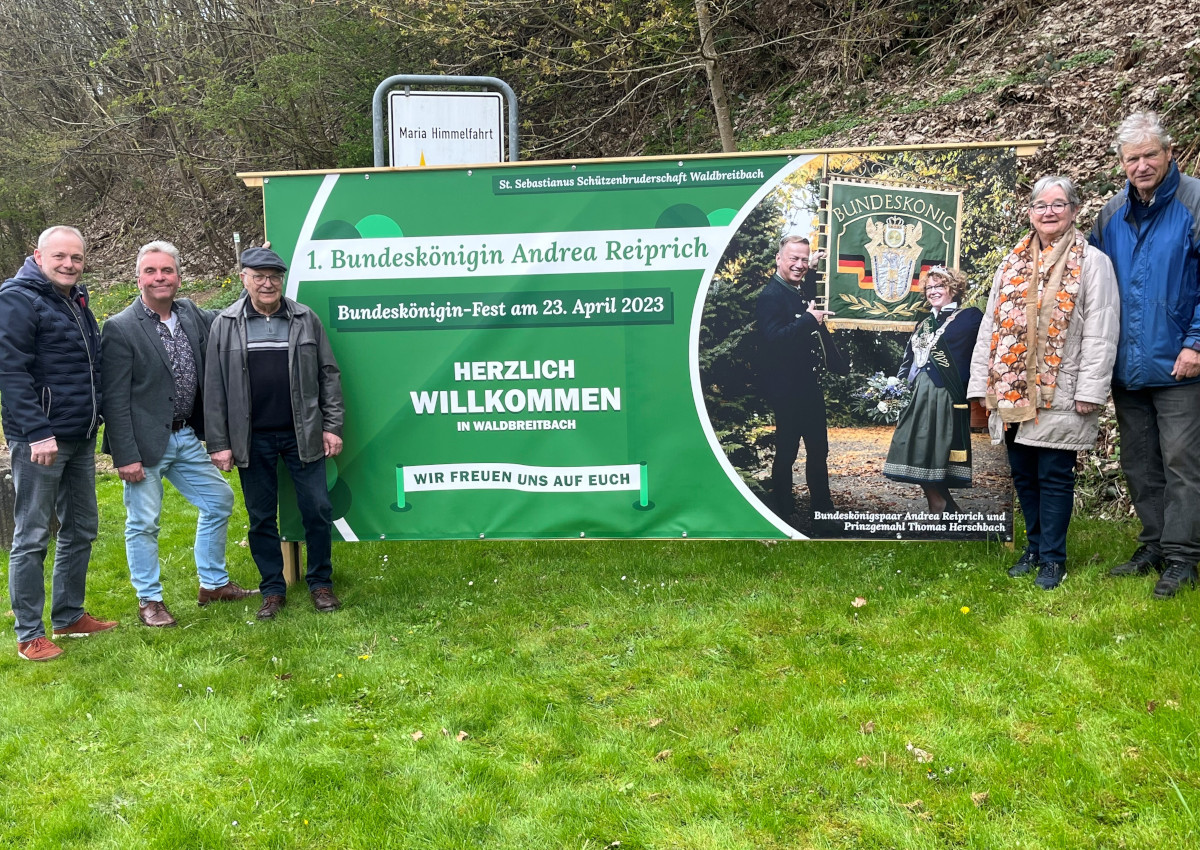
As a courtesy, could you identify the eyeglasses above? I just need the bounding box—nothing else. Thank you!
[245,272,284,285]
[925,284,949,292]
[1029,201,1071,216]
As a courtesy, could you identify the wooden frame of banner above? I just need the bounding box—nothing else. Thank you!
[238,140,1043,187]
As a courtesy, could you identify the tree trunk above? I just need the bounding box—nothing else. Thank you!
[694,0,736,152]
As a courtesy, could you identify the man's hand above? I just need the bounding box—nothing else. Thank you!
[117,462,145,483]
[30,436,58,466]
[806,302,836,324]
[323,431,343,458]
[210,449,234,472]
[1172,347,1200,380]
[1075,401,1101,415]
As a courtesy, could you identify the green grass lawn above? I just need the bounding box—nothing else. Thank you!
[1,473,1197,849]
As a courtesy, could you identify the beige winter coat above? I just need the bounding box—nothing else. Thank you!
[967,240,1120,451]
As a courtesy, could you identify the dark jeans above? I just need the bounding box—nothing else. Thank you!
[1005,427,1076,565]
[1113,383,1200,563]
[8,438,98,642]
[769,392,831,512]
[237,430,333,598]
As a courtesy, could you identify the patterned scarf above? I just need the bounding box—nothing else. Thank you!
[984,226,1085,421]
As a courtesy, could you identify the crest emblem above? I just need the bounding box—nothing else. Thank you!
[864,216,924,302]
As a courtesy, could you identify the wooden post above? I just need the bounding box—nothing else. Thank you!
[281,541,302,585]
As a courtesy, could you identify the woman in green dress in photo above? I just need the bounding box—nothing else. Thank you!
[883,267,983,515]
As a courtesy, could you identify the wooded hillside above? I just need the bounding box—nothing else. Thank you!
[1,0,1196,278]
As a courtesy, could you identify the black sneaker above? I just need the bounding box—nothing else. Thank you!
[1008,549,1038,577]
[1035,562,1066,590]
[1109,543,1164,577]
[1153,560,1198,599]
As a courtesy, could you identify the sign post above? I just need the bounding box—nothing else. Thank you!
[371,74,520,167]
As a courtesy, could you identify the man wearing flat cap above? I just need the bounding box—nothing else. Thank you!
[204,246,345,619]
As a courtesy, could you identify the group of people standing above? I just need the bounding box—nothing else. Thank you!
[3,110,1195,660]
[0,238,344,661]
[765,111,1200,598]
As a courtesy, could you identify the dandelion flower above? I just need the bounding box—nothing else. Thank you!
[961,606,970,614]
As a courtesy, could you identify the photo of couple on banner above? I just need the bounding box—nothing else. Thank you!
[699,146,1023,541]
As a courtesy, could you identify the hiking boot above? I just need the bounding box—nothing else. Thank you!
[52,611,119,638]
[18,636,63,661]
[1035,562,1067,590]
[310,587,342,613]
[1109,543,1164,577]
[1008,549,1038,577]
[1153,559,1198,599]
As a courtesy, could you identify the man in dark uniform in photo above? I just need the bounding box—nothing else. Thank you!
[755,235,840,518]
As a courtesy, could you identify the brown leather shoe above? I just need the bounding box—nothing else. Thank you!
[257,595,286,620]
[53,611,119,638]
[138,600,177,628]
[310,587,341,613]
[198,581,260,607]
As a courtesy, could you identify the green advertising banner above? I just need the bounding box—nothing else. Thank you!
[254,145,1024,542]
[827,179,963,331]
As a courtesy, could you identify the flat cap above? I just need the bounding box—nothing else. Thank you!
[240,246,288,271]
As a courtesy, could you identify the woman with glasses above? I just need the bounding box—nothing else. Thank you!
[883,266,983,515]
[967,176,1120,589]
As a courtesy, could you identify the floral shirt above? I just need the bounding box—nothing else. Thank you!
[139,298,197,421]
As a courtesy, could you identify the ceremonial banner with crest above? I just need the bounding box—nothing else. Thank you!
[825,180,963,331]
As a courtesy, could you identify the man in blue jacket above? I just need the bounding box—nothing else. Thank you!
[1090,112,1200,598]
[0,226,118,661]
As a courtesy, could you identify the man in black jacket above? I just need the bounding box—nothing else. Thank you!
[0,226,117,661]
[205,246,344,621]
[101,241,257,628]
[755,235,838,518]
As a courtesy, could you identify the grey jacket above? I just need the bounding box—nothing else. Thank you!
[101,297,214,468]
[967,240,1120,451]
[204,293,343,467]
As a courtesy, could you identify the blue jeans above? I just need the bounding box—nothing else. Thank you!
[8,438,99,642]
[1113,383,1200,562]
[237,429,333,598]
[123,427,235,601]
[1005,428,1077,565]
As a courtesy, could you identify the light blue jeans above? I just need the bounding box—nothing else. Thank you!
[123,427,235,601]
[9,438,99,642]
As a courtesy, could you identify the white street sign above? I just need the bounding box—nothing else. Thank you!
[388,90,504,167]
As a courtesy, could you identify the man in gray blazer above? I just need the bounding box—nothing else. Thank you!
[101,241,258,626]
